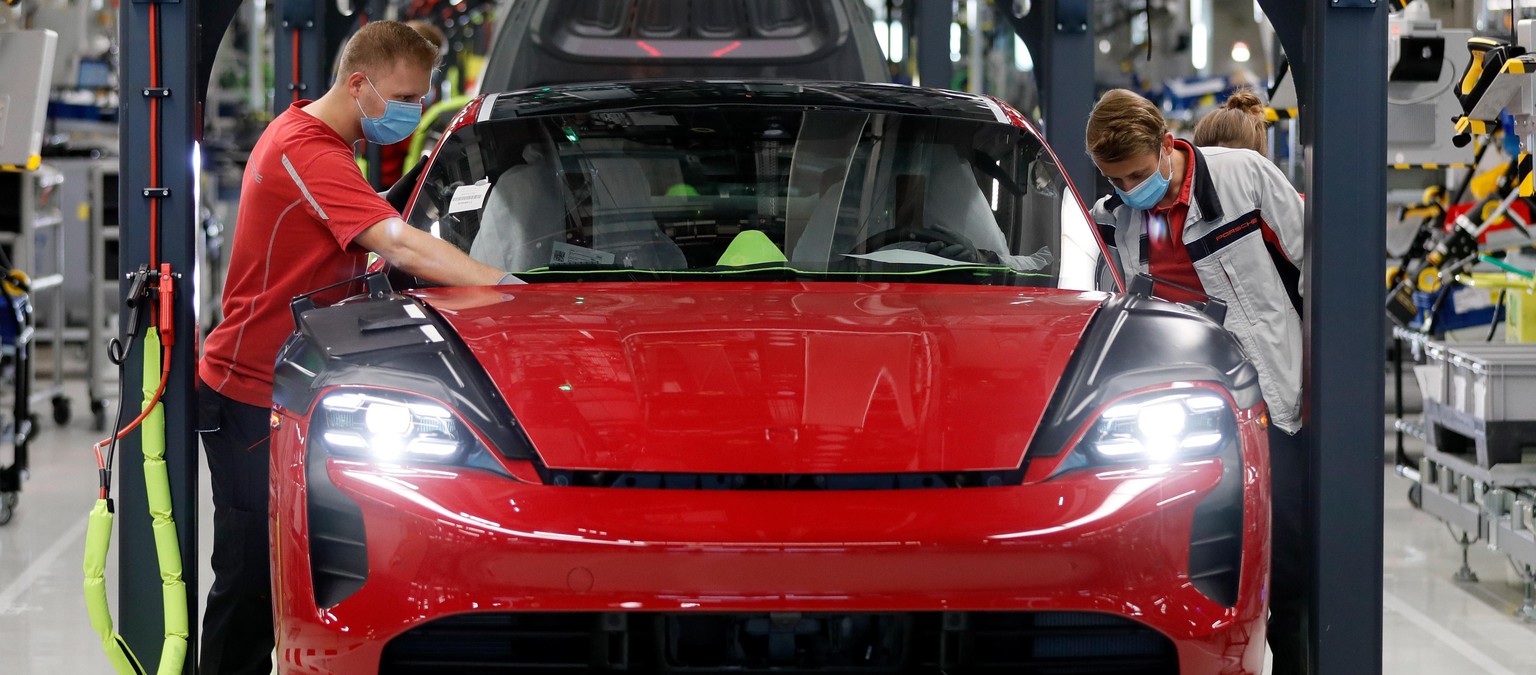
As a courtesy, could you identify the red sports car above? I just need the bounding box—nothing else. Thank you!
[269,80,1270,674]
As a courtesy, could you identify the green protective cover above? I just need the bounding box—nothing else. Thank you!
[716,230,788,267]
[84,500,146,675]
[84,500,113,632]
[139,329,188,675]
[406,94,475,172]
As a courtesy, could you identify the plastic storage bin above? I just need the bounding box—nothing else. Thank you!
[1412,286,1504,332]
[1435,343,1536,420]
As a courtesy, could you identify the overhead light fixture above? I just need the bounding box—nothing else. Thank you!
[1099,39,1112,54]
[1231,41,1251,63]
[1190,0,1211,73]
[874,21,906,63]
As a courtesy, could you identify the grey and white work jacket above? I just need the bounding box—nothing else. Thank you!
[1091,145,1306,434]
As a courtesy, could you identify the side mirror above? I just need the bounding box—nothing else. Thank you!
[1128,273,1228,324]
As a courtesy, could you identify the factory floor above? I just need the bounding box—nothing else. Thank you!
[1,374,1533,675]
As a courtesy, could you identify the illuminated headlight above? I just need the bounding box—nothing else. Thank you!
[1085,391,1232,462]
[317,391,469,463]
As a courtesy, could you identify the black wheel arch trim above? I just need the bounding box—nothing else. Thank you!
[1028,293,1263,460]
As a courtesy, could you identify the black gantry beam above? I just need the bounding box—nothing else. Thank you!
[116,1,199,672]
[118,1,241,672]
[1258,0,1388,673]
[1299,2,1387,672]
[1007,0,1096,199]
[912,0,951,91]
[272,1,383,184]
[272,1,351,115]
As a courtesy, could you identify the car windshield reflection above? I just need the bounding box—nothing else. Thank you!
[407,101,1098,290]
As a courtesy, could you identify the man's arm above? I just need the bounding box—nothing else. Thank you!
[354,217,509,286]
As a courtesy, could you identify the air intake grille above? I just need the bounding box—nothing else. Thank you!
[1187,440,1245,607]
[305,447,369,608]
[380,611,1179,674]
[544,469,1027,490]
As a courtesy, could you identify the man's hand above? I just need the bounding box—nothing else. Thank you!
[920,240,980,263]
[354,217,507,286]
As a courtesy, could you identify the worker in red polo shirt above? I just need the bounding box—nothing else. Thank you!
[1085,89,1309,674]
[196,21,513,675]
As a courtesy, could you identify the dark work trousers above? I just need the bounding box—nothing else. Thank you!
[1267,425,1312,675]
[196,378,275,675]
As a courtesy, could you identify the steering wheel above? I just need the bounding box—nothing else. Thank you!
[852,225,983,262]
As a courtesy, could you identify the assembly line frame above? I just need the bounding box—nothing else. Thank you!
[113,2,1388,673]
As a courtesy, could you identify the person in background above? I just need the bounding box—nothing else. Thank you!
[1193,88,1269,155]
[377,19,449,187]
[406,19,448,62]
[1085,88,1311,674]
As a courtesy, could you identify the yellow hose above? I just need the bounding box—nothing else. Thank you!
[82,328,186,674]
[83,499,147,675]
[138,329,188,673]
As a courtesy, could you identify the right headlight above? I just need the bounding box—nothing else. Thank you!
[1082,390,1233,464]
[315,389,473,464]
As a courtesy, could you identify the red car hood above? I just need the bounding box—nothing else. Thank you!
[411,283,1105,474]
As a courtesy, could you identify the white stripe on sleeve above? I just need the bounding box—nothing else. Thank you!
[281,153,329,221]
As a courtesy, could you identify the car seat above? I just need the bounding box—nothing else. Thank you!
[579,156,688,269]
[469,145,572,271]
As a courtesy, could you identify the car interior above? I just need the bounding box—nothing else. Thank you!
[407,107,1089,287]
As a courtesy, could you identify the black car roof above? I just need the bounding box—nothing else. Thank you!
[480,80,1019,126]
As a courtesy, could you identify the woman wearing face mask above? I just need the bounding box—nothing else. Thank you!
[1085,88,1312,675]
[196,21,515,675]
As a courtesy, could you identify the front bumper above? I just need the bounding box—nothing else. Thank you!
[270,415,1270,674]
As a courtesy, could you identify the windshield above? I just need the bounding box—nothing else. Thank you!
[406,105,1101,289]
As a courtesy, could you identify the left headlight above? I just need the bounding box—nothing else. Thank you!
[1082,390,1233,463]
[316,390,472,464]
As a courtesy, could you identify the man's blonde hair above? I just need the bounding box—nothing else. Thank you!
[1085,89,1167,164]
[1193,88,1268,155]
[337,21,439,79]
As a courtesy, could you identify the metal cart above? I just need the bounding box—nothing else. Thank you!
[1397,327,1536,621]
[86,160,119,430]
[0,166,70,426]
[0,256,38,525]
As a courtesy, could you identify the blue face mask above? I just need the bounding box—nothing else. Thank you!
[1113,146,1171,211]
[356,76,422,145]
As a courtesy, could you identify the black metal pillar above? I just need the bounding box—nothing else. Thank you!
[116,0,232,671]
[272,1,354,115]
[912,0,952,91]
[273,1,387,186]
[1007,0,1095,198]
[1257,0,1387,673]
[1299,1,1387,671]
